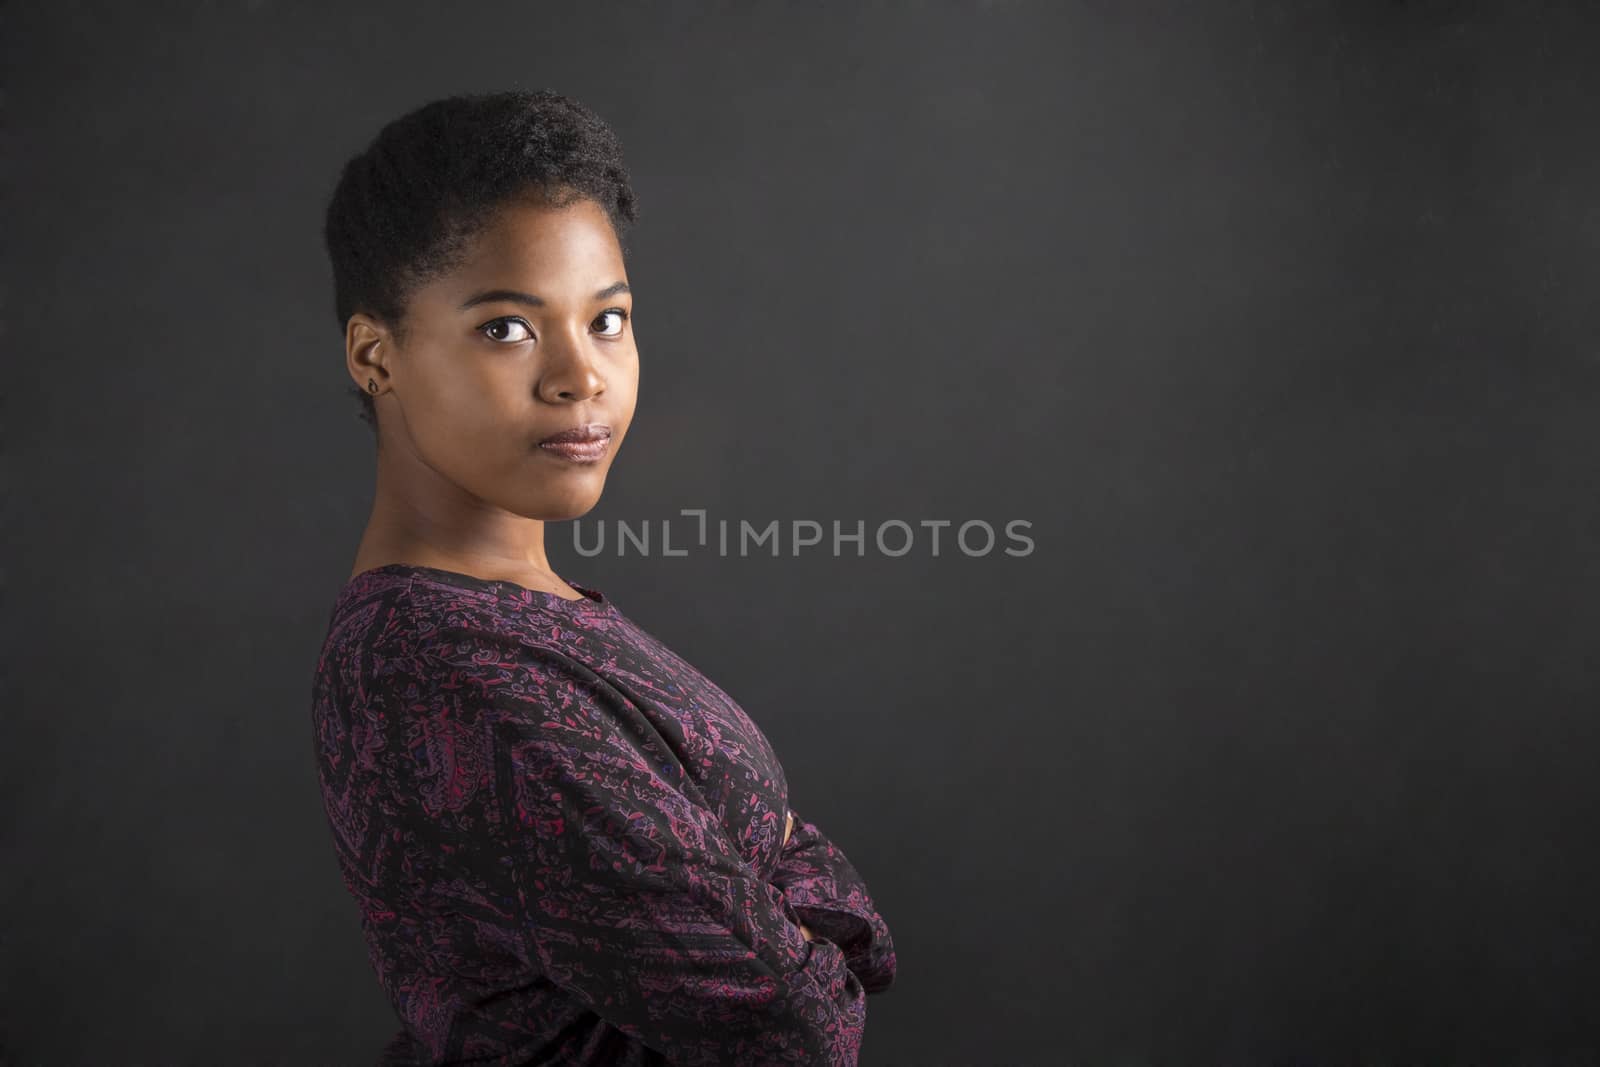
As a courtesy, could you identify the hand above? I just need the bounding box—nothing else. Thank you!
[782,809,814,940]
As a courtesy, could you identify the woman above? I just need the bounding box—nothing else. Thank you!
[310,90,896,1066]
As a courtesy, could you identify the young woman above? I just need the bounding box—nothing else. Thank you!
[310,90,896,1066]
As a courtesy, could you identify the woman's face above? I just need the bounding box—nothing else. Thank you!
[364,193,638,522]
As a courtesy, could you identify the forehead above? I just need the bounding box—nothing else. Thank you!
[449,196,624,289]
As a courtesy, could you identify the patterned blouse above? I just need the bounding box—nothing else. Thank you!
[311,564,897,1065]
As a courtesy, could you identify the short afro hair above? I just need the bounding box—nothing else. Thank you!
[322,89,640,436]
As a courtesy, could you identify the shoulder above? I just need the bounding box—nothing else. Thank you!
[336,577,619,718]
[316,570,624,747]
[319,570,420,662]
[323,570,554,664]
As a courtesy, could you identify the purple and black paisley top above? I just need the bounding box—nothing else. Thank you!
[311,564,896,1065]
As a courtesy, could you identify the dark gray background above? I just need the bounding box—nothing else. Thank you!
[6,0,1599,1063]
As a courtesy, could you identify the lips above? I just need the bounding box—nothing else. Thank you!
[539,423,612,446]
[538,423,613,463]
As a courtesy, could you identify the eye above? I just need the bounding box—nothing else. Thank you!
[595,308,630,338]
[478,316,533,344]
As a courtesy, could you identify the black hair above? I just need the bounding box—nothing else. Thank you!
[322,89,639,437]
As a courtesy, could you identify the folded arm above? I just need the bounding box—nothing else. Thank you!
[772,806,897,994]
[408,632,870,1066]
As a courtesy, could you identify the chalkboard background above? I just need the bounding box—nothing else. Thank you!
[6,1,1598,1062]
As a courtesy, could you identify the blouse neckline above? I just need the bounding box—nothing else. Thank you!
[338,562,613,616]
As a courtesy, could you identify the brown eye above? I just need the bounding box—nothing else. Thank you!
[595,309,629,337]
[479,317,533,343]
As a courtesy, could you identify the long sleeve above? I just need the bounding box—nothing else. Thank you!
[401,627,868,1066]
[771,809,897,994]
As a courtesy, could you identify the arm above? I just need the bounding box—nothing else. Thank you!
[772,807,898,994]
[411,631,867,1066]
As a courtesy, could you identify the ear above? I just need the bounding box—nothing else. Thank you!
[345,313,389,397]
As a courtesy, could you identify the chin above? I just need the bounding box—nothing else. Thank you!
[528,488,605,523]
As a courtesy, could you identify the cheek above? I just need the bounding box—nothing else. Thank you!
[410,355,526,448]
[613,356,641,420]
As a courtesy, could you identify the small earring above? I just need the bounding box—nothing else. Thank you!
[367,379,378,394]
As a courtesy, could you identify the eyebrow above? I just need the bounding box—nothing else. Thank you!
[456,281,631,312]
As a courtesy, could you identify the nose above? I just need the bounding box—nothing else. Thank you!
[536,328,606,403]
